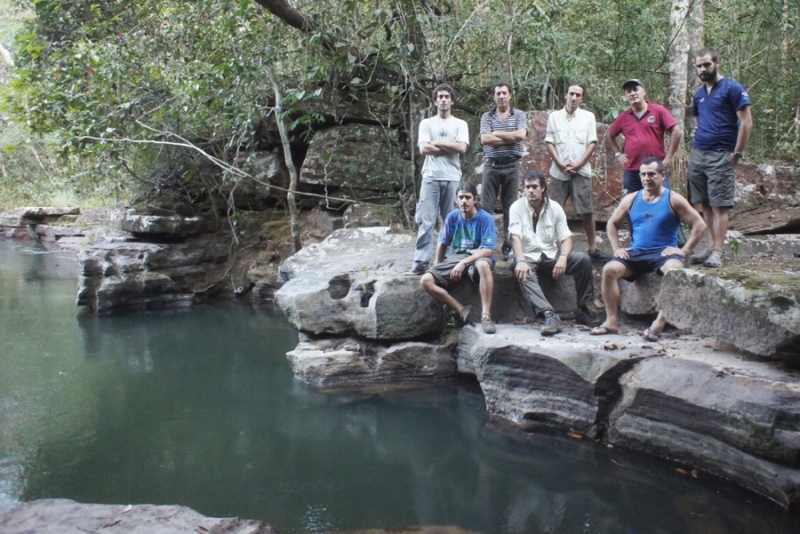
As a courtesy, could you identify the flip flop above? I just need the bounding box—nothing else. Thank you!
[590,325,619,336]
[702,254,723,268]
[642,328,660,342]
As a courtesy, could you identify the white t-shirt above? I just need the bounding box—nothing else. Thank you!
[508,197,572,262]
[418,115,470,181]
[544,108,598,180]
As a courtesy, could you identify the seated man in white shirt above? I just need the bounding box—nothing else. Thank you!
[508,171,603,336]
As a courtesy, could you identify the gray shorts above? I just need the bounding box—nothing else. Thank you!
[549,174,594,214]
[427,253,493,288]
[688,149,735,207]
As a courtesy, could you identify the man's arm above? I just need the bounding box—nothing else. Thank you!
[545,142,567,172]
[566,141,597,173]
[732,106,753,165]
[664,192,707,257]
[430,140,468,154]
[606,134,628,166]
[510,234,532,282]
[481,129,527,146]
[552,236,572,280]
[606,193,637,259]
[663,124,683,168]
[420,142,445,156]
[433,242,448,265]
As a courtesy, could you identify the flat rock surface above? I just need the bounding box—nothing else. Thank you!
[660,260,800,357]
[0,499,279,534]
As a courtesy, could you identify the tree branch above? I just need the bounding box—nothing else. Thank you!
[252,0,315,34]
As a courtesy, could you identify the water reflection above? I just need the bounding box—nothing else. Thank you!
[1,239,799,533]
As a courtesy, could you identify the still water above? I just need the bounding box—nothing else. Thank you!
[1,239,799,533]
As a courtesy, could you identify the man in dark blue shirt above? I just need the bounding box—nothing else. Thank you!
[688,47,752,268]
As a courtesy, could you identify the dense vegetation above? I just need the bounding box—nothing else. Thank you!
[0,0,798,208]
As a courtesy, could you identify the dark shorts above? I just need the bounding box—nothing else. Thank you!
[427,253,493,288]
[688,149,735,207]
[623,170,671,194]
[609,248,684,280]
[549,174,593,214]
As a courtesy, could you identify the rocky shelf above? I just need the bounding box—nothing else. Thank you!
[276,227,800,509]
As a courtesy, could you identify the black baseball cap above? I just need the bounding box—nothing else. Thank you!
[623,79,644,90]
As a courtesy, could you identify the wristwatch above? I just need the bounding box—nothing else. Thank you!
[614,152,621,159]
[733,151,743,159]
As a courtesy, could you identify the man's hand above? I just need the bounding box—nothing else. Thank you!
[450,260,466,281]
[730,152,741,166]
[662,246,685,257]
[552,256,567,280]
[563,162,578,174]
[663,155,673,169]
[515,260,532,282]
[618,153,629,166]
[614,247,630,260]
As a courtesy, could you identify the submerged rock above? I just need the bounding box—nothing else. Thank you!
[0,499,280,533]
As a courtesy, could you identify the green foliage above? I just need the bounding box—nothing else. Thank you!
[1,0,799,210]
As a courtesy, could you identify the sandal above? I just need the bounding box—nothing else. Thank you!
[590,325,619,336]
[642,328,660,342]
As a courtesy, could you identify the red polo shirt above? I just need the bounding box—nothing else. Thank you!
[609,102,678,171]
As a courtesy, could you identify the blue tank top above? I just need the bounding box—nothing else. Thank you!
[630,189,680,251]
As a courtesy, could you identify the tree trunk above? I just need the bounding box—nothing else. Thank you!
[685,0,705,136]
[668,0,691,132]
[267,66,302,252]
[782,0,791,76]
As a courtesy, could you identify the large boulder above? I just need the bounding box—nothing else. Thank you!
[618,273,662,315]
[287,336,459,387]
[659,266,800,357]
[77,239,230,313]
[457,325,650,434]
[608,354,800,507]
[119,211,208,238]
[300,124,412,192]
[275,228,593,340]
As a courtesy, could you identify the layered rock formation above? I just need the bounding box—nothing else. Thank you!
[276,227,800,508]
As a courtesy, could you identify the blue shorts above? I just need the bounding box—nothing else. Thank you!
[610,248,684,280]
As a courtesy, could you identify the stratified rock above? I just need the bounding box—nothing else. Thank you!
[119,210,207,238]
[0,207,81,232]
[458,325,650,434]
[287,336,458,387]
[733,163,800,212]
[608,355,800,507]
[660,267,800,357]
[619,273,662,315]
[343,203,403,229]
[0,499,280,534]
[300,124,411,192]
[77,239,229,313]
[275,228,590,339]
[731,205,800,235]
[224,149,289,208]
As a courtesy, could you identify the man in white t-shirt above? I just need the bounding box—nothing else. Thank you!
[545,83,611,263]
[407,84,470,275]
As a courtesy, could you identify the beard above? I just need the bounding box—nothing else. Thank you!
[699,66,717,81]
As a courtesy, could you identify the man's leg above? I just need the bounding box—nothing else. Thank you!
[572,174,609,261]
[594,260,634,333]
[474,260,494,318]
[513,260,553,316]
[499,163,521,252]
[583,212,598,252]
[410,179,440,272]
[646,259,685,337]
[563,251,594,306]
[438,180,459,223]
[481,164,500,220]
[688,150,714,264]
[710,206,730,259]
[420,273,465,315]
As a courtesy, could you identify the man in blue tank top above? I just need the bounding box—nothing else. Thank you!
[591,157,706,341]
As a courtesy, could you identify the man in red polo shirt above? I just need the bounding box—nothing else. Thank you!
[607,79,682,193]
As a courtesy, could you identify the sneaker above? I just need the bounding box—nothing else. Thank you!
[541,311,561,336]
[404,266,427,275]
[481,315,497,334]
[588,248,612,263]
[575,308,604,327]
[689,248,711,265]
[501,243,512,262]
[458,304,473,326]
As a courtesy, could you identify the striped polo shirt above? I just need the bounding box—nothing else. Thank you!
[480,107,527,160]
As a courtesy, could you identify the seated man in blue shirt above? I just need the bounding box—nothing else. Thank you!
[592,157,706,341]
[420,182,498,334]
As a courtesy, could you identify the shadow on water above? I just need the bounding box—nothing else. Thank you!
[1,239,800,533]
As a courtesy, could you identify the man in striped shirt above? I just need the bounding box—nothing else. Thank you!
[480,82,528,261]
